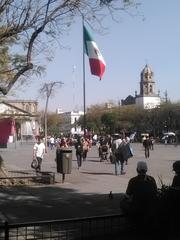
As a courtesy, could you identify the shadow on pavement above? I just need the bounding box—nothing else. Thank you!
[81,171,114,176]
[0,185,124,224]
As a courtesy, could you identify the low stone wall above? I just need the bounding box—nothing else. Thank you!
[0,171,55,186]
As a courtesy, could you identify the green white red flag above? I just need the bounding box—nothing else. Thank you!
[83,25,106,79]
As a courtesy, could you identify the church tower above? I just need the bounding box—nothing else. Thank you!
[136,64,160,109]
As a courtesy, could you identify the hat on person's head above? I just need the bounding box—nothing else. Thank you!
[112,133,120,139]
[137,161,148,173]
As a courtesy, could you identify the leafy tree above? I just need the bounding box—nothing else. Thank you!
[86,104,109,133]
[46,112,63,137]
[101,111,118,133]
[78,102,180,140]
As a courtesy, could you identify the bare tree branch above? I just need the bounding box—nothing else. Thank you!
[0,0,140,95]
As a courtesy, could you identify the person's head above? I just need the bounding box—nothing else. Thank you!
[36,136,42,144]
[136,161,148,175]
[173,161,180,174]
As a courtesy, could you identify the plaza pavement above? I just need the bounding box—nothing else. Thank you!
[0,142,179,224]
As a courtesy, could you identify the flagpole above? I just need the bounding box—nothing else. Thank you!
[82,17,86,137]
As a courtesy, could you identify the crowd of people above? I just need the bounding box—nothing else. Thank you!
[32,134,180,191]
[32,135,93,171]
[32,134,180,233]
[32,133,134,174]
[96,134,133,175]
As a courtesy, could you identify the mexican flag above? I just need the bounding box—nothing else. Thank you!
[83,25,106,79]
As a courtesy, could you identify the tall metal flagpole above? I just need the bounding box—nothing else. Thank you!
[82,17,86,137]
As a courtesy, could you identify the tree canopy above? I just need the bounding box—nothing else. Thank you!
[78,102,180,138]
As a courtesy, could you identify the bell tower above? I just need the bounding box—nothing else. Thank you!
[136,64,160,109]
[140,64,156,96]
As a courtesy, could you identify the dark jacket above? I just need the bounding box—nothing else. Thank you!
[172,175,180,187]
[126,174,157,214]
[75,141,83,155]
[116,141,129,163]
[143,139,150,148]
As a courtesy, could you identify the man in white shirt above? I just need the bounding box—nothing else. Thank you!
[33,137,46,172]
[49,136,55,150]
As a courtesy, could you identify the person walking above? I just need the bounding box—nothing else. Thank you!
[74,137,83,169]
[149,136,154,150]
[143,136,150,158]
[49,136,55,150]
[112,134,126,175]
[59,137,69,148]
[124,136,133,165]
[82,138,89,161]
[33,137,46,172]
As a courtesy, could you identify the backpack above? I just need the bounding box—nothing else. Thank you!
[116,141,128,161]
[116,142,124,154]
[76,142,83,154]
[111,141,120,156]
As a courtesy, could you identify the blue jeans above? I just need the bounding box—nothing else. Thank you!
[145,147,150,158]
[76,153,82,168]
[36,157,42,172]
[115,160,125,175]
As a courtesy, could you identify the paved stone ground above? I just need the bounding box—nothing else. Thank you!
[0,142,179,224]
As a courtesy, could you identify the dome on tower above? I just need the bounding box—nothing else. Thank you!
[141,64,154,82]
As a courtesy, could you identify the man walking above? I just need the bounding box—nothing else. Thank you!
[143,136,150,158]
[33,137,46,172]
[112,134,126,175]
[75,137,83,169]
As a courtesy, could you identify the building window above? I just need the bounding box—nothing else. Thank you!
[150,85,152,93]
[145,85,148,94]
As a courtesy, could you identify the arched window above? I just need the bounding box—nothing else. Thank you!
[150,85,153,93]
[144,85,148,94]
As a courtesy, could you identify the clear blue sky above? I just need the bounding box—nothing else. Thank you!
[13,0,180,112]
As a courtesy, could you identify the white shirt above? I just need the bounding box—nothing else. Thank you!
[113,138,122,149]
[50,137,55,144]
[34,142,46,158]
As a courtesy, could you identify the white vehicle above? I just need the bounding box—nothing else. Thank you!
[161,132,176,143]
